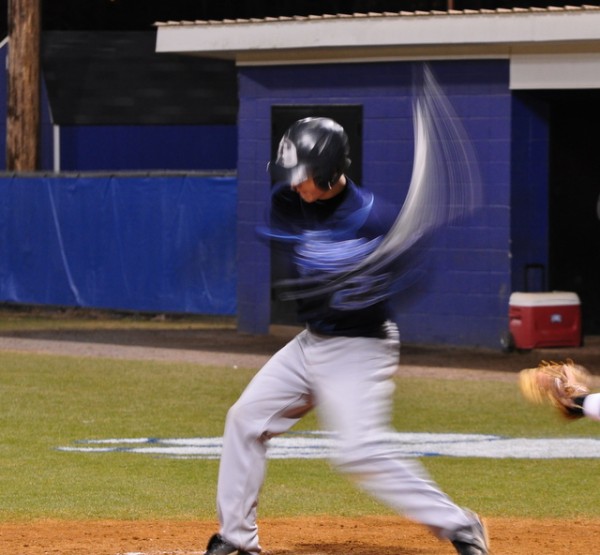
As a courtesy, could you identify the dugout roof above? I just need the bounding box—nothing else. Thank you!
[154,5,600,89]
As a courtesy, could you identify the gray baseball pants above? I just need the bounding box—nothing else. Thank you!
[216,328,474,553]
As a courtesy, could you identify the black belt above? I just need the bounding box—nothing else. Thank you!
[306,323,389,340]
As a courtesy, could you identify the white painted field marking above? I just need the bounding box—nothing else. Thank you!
[58,431,600,459]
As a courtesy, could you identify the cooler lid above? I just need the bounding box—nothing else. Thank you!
[509,291,580,307]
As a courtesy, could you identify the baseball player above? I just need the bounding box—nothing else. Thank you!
[203,117,489,555]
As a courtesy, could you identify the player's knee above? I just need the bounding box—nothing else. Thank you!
[331,440,369,472]
[225,399,251,427]
[332,436,395,475]
[224,399,265,439]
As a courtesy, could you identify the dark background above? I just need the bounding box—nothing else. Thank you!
[1,1,599,35]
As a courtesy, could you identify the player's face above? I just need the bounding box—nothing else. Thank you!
[292,177,329,203]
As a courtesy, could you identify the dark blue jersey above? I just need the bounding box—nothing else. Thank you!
[269,179,398,337]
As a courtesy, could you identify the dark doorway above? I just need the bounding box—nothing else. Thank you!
[548,90,600,334]
[269,105,363,325]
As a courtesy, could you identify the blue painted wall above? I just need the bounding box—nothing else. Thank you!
[0,175,237,315]
[59,125,237,172]
[236,60,515,348]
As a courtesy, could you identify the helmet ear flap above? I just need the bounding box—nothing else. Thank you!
[313,170,334,191]
[315,155,351,191]
[313,168,341,191]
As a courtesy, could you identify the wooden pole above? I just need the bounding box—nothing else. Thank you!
[6,0,41,171]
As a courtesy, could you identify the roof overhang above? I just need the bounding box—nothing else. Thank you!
[155,8,600,89]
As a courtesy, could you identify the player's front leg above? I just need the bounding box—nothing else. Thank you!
[212,331,313,554]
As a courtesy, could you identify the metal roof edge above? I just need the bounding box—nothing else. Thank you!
[155,7,600,63]
[154,5,600,28]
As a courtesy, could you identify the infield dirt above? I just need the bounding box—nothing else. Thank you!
[1,515,599,554]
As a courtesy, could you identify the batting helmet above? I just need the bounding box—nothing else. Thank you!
[269,117,351,190]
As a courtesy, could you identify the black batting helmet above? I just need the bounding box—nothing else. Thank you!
[269,117,351,191]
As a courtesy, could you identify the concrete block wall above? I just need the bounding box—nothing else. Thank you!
[236,59,516,348]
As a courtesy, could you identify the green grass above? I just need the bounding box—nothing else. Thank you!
[0,348,599,522]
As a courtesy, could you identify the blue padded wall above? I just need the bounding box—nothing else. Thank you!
[236,60,513,348]
[0,175,237,315]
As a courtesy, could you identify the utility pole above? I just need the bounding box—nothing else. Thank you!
[6,0,41,171]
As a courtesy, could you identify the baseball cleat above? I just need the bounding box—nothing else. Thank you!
[450,512,489,555]
[203,533,253,555]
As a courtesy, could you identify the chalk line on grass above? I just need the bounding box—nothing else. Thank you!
[59,431,600,459]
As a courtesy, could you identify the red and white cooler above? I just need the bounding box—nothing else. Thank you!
[508,291,582,350]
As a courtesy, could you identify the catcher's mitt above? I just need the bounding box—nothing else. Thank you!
[519,359,591,419]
